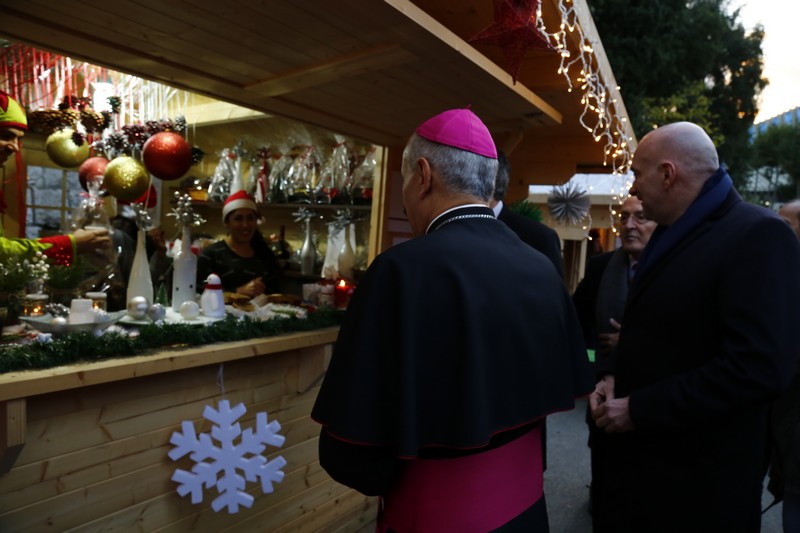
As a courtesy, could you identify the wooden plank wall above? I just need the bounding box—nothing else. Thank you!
[0,346,377,532]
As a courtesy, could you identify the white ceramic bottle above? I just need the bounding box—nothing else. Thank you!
[171,226,198,312]
[126,229,154,306]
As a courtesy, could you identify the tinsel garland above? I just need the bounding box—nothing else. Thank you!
[0,308,343,374]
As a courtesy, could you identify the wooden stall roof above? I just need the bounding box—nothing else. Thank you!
[0,0,635,166]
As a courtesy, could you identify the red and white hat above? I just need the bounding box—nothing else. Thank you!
[222,190,258,222]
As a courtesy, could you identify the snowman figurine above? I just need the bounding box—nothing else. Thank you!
[201,273,226,318]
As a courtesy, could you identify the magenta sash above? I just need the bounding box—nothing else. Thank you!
[377,425,543,532]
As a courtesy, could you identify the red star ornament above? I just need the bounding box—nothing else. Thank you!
[469,0,554,84]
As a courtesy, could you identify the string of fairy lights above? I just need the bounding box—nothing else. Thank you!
[537,0,635,236]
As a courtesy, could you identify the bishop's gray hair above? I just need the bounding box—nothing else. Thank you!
[402,134,497,201]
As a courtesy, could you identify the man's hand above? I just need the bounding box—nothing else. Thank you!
[73,227,112,254]
[589,374,615,415]
[592,388,634,434]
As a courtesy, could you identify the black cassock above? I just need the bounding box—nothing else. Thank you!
[312,205,592,532]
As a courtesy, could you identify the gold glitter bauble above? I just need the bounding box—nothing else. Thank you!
[103,156,151,202]
[45,129,90,168]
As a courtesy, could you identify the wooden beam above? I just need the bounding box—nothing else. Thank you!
[245,44,417,96]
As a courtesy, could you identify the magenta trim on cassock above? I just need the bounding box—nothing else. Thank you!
[377,425,543,532]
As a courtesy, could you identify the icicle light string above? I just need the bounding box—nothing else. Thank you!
[538,0,632,177]
[534,0,635,232]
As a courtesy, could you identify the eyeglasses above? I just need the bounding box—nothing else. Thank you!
[619,212,650,224]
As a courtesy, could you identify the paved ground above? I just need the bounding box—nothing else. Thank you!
[544,397,783,533]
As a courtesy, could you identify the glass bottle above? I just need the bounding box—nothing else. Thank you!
[271,225,292,265]
[300,218,316,276]
[338,224,355,280]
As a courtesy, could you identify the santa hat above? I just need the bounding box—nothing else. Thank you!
[0,90,27,132]
[415,107,496,159]
[222,190,258,222]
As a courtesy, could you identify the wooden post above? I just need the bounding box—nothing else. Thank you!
[0,398,26,473]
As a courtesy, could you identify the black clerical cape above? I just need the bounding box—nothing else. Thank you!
[312,206,593,530]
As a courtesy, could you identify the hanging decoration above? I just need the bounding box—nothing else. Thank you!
[547,181,591,225]
[78,156,109,191]
[468,0,554,84]
[103,156,151,202]
[169,399,287,513]
[142,131,193,181]
[45,128,90,168]
[538,0,632,176]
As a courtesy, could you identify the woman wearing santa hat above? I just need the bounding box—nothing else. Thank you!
[195,190,281,297]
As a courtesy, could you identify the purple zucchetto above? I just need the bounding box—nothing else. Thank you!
[415,107,497,159]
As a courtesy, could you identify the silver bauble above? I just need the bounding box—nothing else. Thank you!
[147,303,167,323]
[127,296,150,319]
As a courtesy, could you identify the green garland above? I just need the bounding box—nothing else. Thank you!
[509,199,544,222]
[0,308,343,374]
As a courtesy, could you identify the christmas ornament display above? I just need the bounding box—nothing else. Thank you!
[143,131,193,181]
[78,156,109,191]
[104,156,151,201]
[45,129,90,168]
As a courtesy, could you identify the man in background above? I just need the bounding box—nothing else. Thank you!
[313,108,592,531]
[0,90,109,265]
[590,122,800,532]
[572,195,656,530]
[491,150,564,277]
[768,197,800,532]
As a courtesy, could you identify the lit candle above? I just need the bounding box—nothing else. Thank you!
[333,278,355,310]
[85,291,108,311]
[23,294,49,317]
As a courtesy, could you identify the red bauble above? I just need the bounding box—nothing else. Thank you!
[78,156,110,191]
[142,131,193,181]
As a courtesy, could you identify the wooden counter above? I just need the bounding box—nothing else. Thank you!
[0,328,378,532]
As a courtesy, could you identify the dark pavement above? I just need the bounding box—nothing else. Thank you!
[544,397,783,532]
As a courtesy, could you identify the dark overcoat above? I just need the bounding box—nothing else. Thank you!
[596,190,800,532]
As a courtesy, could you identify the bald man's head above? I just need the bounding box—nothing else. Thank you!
[630,122,720,226]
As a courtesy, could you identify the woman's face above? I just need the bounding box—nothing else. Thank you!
[225,208,259,244]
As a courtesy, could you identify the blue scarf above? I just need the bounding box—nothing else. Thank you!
[634,167,733,281]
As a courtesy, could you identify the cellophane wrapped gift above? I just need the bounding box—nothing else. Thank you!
[267,146,292,203]
[316,136,349,205]
[285,145,320,204]
[351,146,377,205]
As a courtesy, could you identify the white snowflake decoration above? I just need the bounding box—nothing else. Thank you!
[168,399,287,513]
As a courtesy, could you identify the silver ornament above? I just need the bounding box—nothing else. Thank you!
[147,303,167,323]
[179,300,200,320]
[127,296,150,319]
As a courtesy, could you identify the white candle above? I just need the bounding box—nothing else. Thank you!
[69,298,95,324]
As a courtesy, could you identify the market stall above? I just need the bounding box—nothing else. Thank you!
[0,0,635,530]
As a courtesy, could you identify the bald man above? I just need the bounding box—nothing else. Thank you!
[780,199,800,239]
[589,122,800,532]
